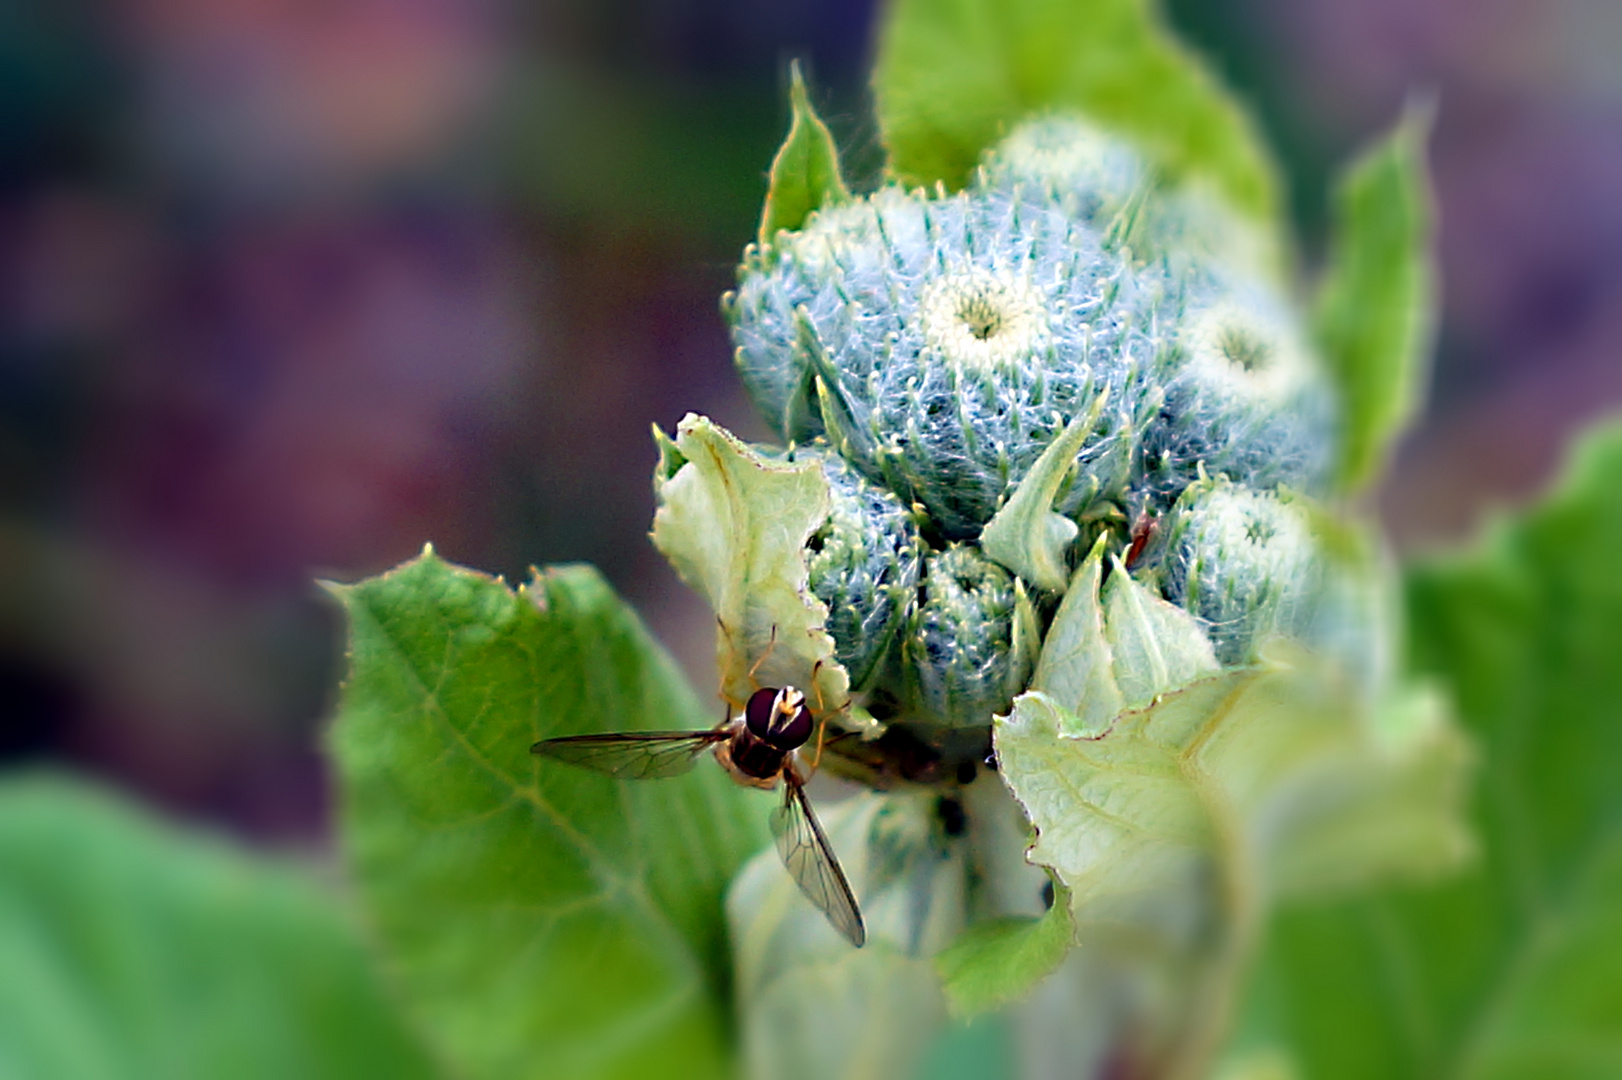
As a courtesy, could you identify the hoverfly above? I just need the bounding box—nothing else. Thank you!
[530,684,865,947]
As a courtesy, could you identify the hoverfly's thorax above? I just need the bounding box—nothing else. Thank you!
[716,726,785,788]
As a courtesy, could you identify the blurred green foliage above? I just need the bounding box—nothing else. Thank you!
[873,0,1278,224]
[1236,418,1622,1079]
[499,57,784,240]
[1315,101,1437,492]
[0,776,436,1080]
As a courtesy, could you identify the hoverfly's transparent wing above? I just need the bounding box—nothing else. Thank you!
[531,731,727,780]
[770,767,866,947]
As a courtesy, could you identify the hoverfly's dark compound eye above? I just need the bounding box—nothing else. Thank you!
[744,686,781,739]
[745,686,814,751]
[774,698,814,751]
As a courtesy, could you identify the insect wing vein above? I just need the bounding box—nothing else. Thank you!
[530,732,724,780]
[770,774,866,947]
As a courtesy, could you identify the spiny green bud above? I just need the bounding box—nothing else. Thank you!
[726,116,1335,546]
[983,114,1279,283]
[903,544,1036,728]
[727,180,1147,541]
[1159,480,1321,665]
[794,443,926,691]
[1136,276,1335,508]
[979,113,1148,227]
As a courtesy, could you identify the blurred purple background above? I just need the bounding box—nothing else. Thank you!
[2,0,1619,845]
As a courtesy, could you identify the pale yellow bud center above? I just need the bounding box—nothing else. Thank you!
[920,270,1050,370]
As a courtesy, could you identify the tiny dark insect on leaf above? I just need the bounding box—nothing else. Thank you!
[531,685,865,947]
[1125,510,1159,568]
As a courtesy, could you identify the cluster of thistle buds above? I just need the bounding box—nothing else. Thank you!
[717,116,1357,752]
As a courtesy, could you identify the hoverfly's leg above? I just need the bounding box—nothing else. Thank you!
[804,662,853,714]
[716,614,746,712]
[807,658,825,713]
[745,624,779,688]
[804,660,855,773]
[808,712,828,772]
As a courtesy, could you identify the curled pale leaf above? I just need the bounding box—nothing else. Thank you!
[994,648,1472,1076]
[650,413,852,725]
[1266,680,1474,901]
[1028,537,1123,736]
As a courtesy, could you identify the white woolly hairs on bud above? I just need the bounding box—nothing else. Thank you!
[1162,482,1321,665]
[981,114,1149,230]
[903,545,1025,728]
[795,444,925,692]
[728,173,1146,540]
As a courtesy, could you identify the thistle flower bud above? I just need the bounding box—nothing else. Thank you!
[727,181,1149,541]
[795,444,926,691]
[980,114,1148,226]
[904,544,1035,728]
[1159,480,1321,665]
[1136,275,1335,509]
[728,116,1339,550]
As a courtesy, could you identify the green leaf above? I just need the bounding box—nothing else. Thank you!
[1210,1047,1300,1080]
[936,882,1076,1018]
[328,549,768,1080]
[1101,552,1220,706]
[0,774,436,1080]
[1315,99,1437,491]
[1253,416,1622,1079]
[758,61,849,245]
[1024,542,1214,738]
[873,0,1279,223]
[995,646,1471,1076]
[650,413,857,731]
[1028,538,1123,736]
[980,404,1103,593]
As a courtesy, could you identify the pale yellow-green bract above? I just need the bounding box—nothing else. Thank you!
[651,414,855,729]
